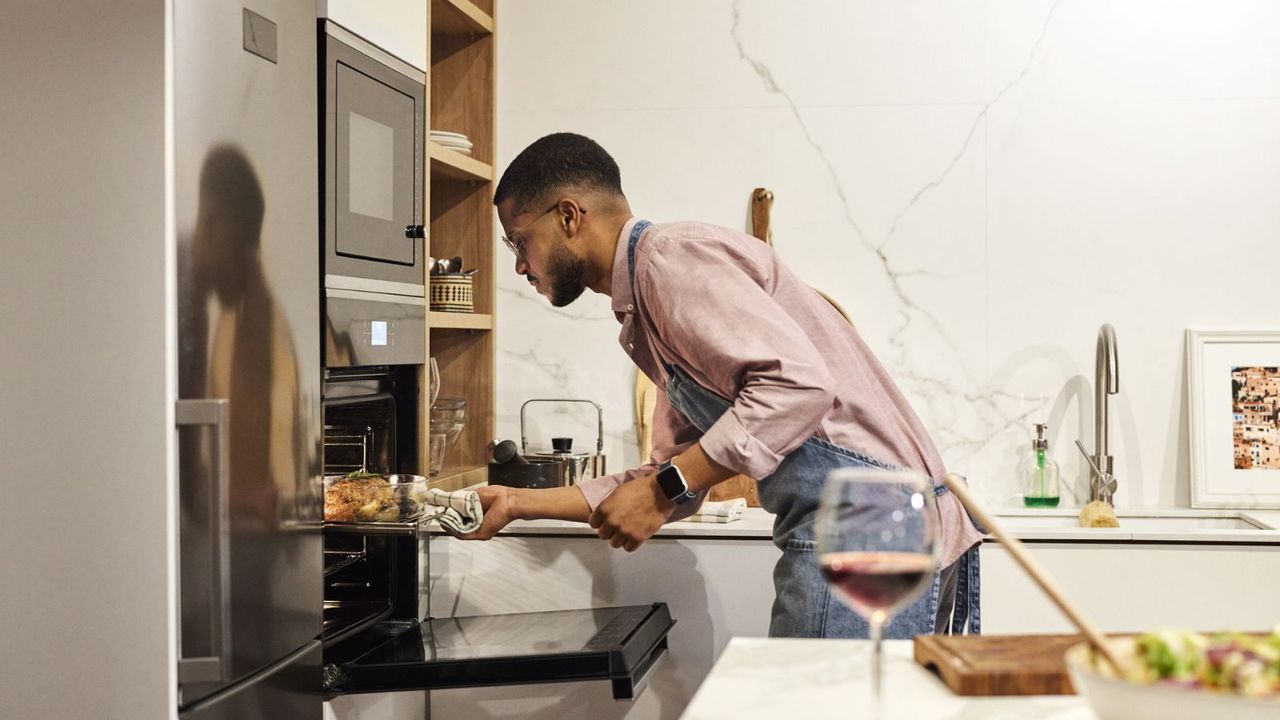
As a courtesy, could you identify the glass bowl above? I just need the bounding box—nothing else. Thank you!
[428,398,467,476]
[323,472,430,523]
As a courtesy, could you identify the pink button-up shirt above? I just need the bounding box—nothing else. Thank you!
[577,219,982,567]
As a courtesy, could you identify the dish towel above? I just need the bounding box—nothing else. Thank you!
[687,498,746,523]
[423,488,484,534]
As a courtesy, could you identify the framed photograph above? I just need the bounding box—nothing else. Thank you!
[1186,329,1280,508]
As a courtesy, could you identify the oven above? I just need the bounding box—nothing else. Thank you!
[320,20,426,297]
[319,296,672,702]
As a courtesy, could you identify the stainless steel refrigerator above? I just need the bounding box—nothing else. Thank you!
[174,1,322,717]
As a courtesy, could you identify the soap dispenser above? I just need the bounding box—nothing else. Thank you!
[1022,423,1060,507]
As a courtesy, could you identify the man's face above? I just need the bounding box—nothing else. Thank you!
[497,198,588,307]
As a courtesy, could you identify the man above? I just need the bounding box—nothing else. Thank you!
[462,132,983,638]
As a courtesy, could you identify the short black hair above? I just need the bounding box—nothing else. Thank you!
[494,132,624,214]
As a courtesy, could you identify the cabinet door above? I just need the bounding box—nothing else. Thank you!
[980,542,1280,633]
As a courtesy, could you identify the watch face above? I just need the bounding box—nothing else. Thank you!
[657,464,686,499]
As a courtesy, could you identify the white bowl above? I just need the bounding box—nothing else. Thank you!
[1065,638,1278,720]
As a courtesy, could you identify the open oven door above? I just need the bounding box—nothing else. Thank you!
[323,603,672,700]
[320,525,673,702]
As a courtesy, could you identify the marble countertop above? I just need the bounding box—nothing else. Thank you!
[491,507,777,538]
[425,501,1280,544]
[680,637,1093,720]
[988,506,1280,544]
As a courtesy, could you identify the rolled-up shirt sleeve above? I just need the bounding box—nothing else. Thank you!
[576,390,706,519]
[640,236,835,480]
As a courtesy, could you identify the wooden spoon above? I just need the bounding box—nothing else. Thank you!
[943,473,1135,679]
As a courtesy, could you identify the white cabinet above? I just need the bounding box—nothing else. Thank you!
[318,0,427,71]
[980,541,1280,634]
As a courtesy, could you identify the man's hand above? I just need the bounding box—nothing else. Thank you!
[458,484,518,540]
[588,475,674,552]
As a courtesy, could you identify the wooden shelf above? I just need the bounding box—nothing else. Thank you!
[429,141,493,182]
[424,3,494,487]
[428,311,492,330]
[431,0,494,36]
[428,464,488,493]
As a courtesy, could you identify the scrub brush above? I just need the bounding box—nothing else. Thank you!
[1079,500,1119,528]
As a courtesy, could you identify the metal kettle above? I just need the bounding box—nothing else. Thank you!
[520,398,606,486]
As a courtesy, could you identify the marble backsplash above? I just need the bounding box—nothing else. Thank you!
[492,0,1280,508]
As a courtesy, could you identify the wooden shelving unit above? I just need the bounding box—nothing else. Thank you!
[428,141,493,182]
[431,0,494,36]
[429,464,489,493]
[424,0,495,487]
[428,311,492,330]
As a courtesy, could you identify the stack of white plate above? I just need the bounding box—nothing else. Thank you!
[431,130,473,156]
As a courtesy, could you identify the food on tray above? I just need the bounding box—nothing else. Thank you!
[323,471,424,523]
[1133,627,1280,698]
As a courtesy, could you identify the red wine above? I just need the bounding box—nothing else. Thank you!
[820,551,934,615]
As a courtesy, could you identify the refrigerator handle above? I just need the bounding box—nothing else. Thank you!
[176,399,232,686]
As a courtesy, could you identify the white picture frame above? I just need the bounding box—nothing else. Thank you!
[1186,329,1280,509]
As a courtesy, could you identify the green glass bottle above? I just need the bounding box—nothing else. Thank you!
[1022,423,1060,508]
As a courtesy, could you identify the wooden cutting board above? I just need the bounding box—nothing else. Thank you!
[914,634,1084,696]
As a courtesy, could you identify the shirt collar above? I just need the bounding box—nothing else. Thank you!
[610,217,641,315]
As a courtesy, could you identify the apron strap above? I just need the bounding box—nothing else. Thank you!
[626,219,652,290]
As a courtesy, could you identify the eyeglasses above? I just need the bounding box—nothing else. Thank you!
[500,202,585,257]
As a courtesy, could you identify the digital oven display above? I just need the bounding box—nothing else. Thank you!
[370,320,388,346]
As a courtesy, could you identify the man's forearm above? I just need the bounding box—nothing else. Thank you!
[510,485,592,522]
[673,442,737,494]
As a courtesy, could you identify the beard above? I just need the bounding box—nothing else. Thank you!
[545,239,588,307]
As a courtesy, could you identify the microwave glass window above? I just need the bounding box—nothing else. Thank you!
[332,62,418,267]
[347,111,394,221]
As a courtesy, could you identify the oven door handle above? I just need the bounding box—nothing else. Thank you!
[176,399,232,686]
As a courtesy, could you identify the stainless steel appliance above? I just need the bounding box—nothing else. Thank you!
[521,398,608,485]
[321,20,426,298]
[319,364,672,703]
[174,2,322,717]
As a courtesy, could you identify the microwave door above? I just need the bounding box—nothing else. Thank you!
[323,28,426,289]
[323,604,673,701]
[335,64,416,265]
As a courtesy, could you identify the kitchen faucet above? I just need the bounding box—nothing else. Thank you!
[1075,324,1119,505]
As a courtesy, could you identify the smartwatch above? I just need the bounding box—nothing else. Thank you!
[656,460,698,505]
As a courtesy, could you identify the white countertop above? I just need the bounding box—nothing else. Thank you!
[989,506,1280,544]
[425,493,1280,544]
[680,638,1093,720]
[494,507,776,538]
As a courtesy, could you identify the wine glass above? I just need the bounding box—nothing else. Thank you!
[816,467,939,714]
[428,357,441,407]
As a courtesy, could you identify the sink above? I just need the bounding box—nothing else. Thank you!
[996,511,1273,533]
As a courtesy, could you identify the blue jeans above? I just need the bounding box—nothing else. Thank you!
[664,363,980,638]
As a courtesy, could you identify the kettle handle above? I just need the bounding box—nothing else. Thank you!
[519,398,604,454]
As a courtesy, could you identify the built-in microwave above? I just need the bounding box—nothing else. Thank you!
[320,21,426,297]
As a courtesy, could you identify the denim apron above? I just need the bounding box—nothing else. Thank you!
[626,220,980,638]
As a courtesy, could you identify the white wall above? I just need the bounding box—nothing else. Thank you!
[494,0,1280,509]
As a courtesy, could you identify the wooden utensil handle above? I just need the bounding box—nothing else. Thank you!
[751,188,774,245]
[943,474,1128,676]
